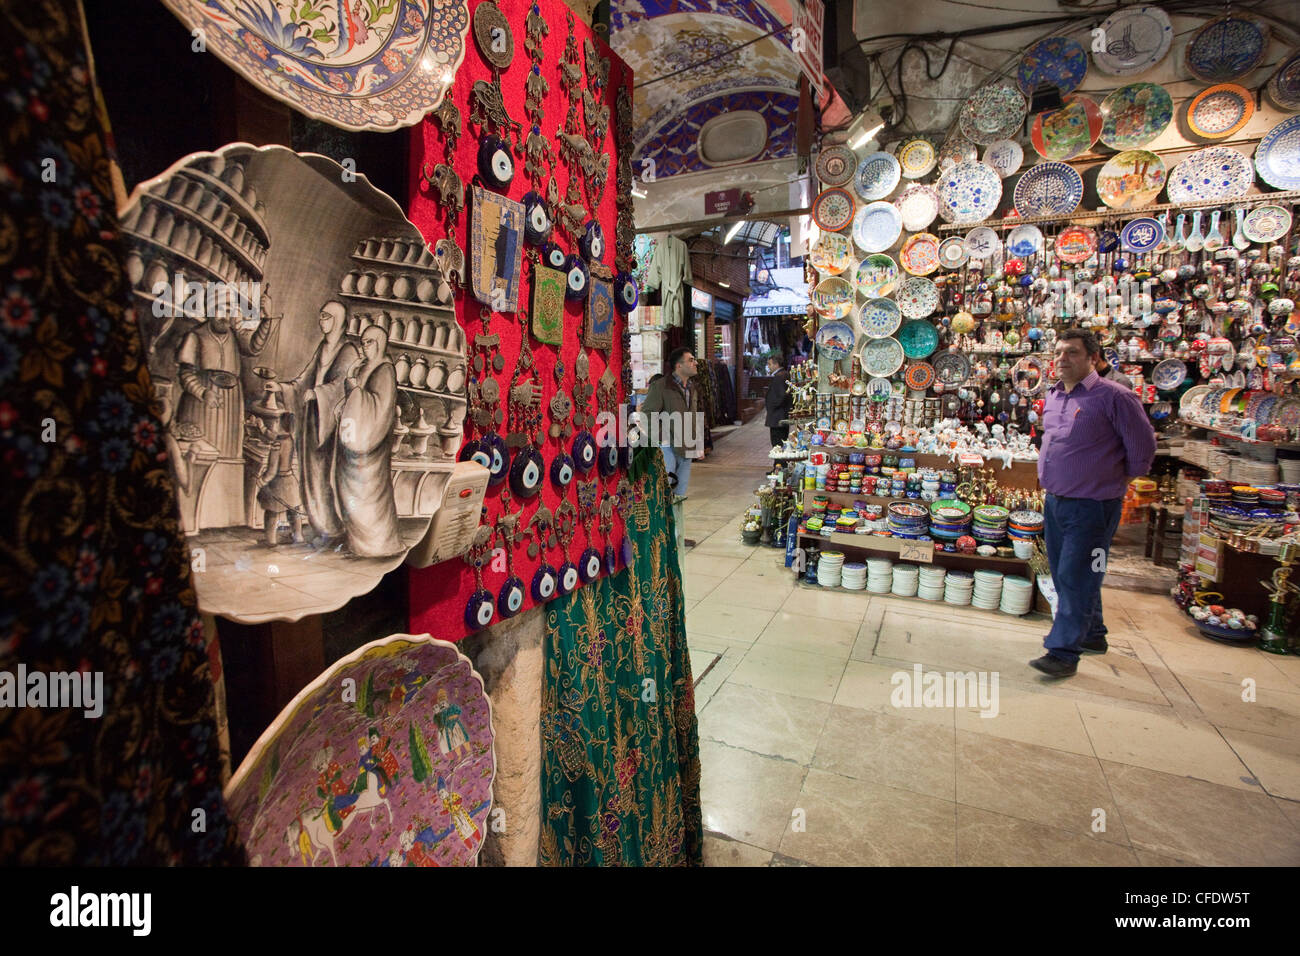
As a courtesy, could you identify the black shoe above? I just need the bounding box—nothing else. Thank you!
[1029,654,1077,678]
[1079,637,1108,654]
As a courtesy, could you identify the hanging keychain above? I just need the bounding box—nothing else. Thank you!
[576,477,602,582]
[462,525,497,631]
[526,501,559,602]
[494,495,527,619]
[599,489,617,574]
[506,311,545,498]
[553,499,580,594]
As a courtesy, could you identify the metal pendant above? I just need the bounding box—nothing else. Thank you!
[473,0,515,70]
[531,563,558,602]
[497,575,526,618]
[465,589,495,630]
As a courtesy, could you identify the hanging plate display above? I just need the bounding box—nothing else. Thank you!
[858,336,905,377]
[1097,150,1167,209]
[1099,83,1173,150]
[812,187,856,232]
[224,634,494,867]
[1017,37,1088,98]
[939,237,969,270]
[1168,146,1253,202]
[852,201,903,254]
[1120,217,1165,253]
[1242,205,1293,243]
[1187,84,1254,140]
[937,136,980,172]
[1185,16,1268,83]
[855,152,903,201]
[810,232,855,276]
[938,161,1002,224]
[1007,224,1044,258]
[1151,358,1188,391]
[964,226,1001,261]
[897,320,940,359]
[960,85,1028,146]
[1054,226,1097,264]
[1029,94,1103,161]
[815,320,856,358]
[1254,115,1300,191]
[904,362,936,391]
[812,276,854,318]
[857,298,902,339]
[1266,51,1300,112]
[984,140,1024,178]
[897,138,938,179]
[896,277,940,319]
[893,183,940,232]
[856,254,900,297]
[1013,161,1084,218]
[899,233,942,276]
[1092,5,1173,77]
[816,145,858,187]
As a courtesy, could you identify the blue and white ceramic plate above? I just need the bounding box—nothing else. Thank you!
[1254,115,1300,191]
[959,85,1027,146]
[1152,358,1187,391]
[1092,5,1173,77]
[857,298,902,339]
[816,320,856,359]
[1121,217,1165,252]
[1266,50,1300,112]
[938,161,1002,224]
[855,152,902,201]
[852,201,903,254]
[964,226,1001,260]
[1006,224,1043,258]
[896,277,940,319]
[1167,146,1254,202]
[983,140,1023,178]
[1012,162,1083,218]
[1185,15,1268,83]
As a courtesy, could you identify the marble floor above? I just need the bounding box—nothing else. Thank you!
[682,417,1300,867]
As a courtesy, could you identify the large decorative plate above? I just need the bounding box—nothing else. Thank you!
[1167,147,1253,202]
[964,226,1001,260]
[857,298,902,339]
[1017,37,1088,98]
[939,237,969,270]
[1151,358,1188,391]
[810,231,854,276]
[1187,84,1254,140]
[855,152,902,201]
[225,634,495,867]
[1013,162,1083,218]
[938,161,1002,224]
[1006,224,1044,258]
[894,183,940,232]
[816,145,858,187]
[900,233,942,276]
[960,85,1028,146]
[896,277,940,319]
[858,336,905,377]
[1097,150,1167,209]
[1254,115,1300,191]
[1030,94,1103,161]
[1185,16,1268,83]
[984,140,1024,178]
[897,320,940,359]
[852,201,903,253]
[159,1,470,132]
[1054,226,1097,264]
[1100,83,1173,150]
[1092,5,1173,76]
[812,187,856,231]
[1243,205,1293,243]
[904,362,936,391]
[812,276,854,318]
[1266,51,1300,112]
[1121,217,1165,252]
[856,254,900,297]
[937,136,980,172]
[897,138,938,179]
[932,349,971,385]
[816,320,856,358]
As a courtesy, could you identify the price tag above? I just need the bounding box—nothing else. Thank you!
[898,539,934,563]
[958,453,985,467]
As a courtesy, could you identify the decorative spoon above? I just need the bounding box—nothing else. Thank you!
[1169,213,1187,254]
[1232,207,1250,250]
[1153,211,1174,255]
[1202,210,1223,252]
[1184,211,1204,253]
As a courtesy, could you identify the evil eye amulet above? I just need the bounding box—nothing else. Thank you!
[459,438,491,472]
[509,446,544,498]
[478,135,515,188]
[613,272,639,314]
[572,430,597,473]
[579,548,603,582]
[580,220,605,262]
[531,563,558,602]
[597,441,619,476]
[465,589,495,630]
[564,254,589,300]
[498,575,526,618]
[550,452,575,488]
[542,242,567,270]
[522,191,551,245]
[558,561,580,594]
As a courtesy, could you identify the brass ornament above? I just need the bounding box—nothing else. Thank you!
[473,0,515,71]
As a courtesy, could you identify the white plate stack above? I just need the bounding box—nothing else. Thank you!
[841,561,867,591]
[1281,458,1300,483]
[972,569,1004,610]
[891,563,920,597]
[818,551,845,588]
[867,557,894,593]
[944,569,975,606]
[917,565,947,601]
[999,575,1034,615]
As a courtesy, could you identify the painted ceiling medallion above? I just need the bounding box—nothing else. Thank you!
[159,0,471,132]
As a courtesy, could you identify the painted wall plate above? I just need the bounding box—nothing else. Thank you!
[893,183,940,232]
[959,85,1027,146]
[1167,146,1253,202]
[938,161,1002,224]
[939,237,969,270]
[857,336,905,377]
[896,277,940,319]
[816,145,857,187]
[1092,5,1173,76]
[815,320,856,358]
[1185,16,1268,83]
[810,231,855,276]
[1187,84,1254,140]
[856,299,901,339]
[899,233,942,276]
[1266,50,1300,112]
[1030,94,1102,161]
[1120,217,1164,253]
[812,187,856,232]
[855,254,899,297]
[1242,205,1293,243]
[1100,82,1173,150]
[852,201,902,254]
[983,140,1024,178]
[897,138,938,179]
[964,226,1001,260]
[1254,115,1300,191]
[1013,161,1083,218]
[854,152,902,201]
[1054,226,1097,263]
[1017,36,1088,98]
[1097,149,1166,209]
[1006,224,1044,258]
[897,320,939,359]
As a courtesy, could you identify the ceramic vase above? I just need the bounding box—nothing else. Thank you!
[375,272,394,297]
[357,272,376,295]
[426,361,447,392]
[419,320,435,348]
[364,238,381,258]
[416,277,436,303]
[391,240,409,262]
[445,364,466,393]
[394,354,411,385]
[389,317,405,343]
[409,356,429,389]
[341,271,358,294]
[392,275,414,300]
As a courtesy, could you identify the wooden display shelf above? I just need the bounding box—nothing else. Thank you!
[795,530,1032,568]
[1179,421,1300,450]
[811,449,1041,490]
[339,290,456,313]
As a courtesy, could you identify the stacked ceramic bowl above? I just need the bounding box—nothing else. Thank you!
[929,499,972,542]
[917,565,947,601]
[818,550,845,588]
[999,575,1034,615]
[841,561,867,591]
[891,563,920,597]
[887,501,930,538]
[972,505,1009,546]
[1007,510,1044,558]
[944,570,975,606]
[867,557,894,594]
[972,569,1004,610]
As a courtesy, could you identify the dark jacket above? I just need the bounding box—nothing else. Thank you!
[641,373,697,456]
[763,367,791,427]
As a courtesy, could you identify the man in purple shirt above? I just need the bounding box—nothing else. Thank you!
[1031,329,1157,678]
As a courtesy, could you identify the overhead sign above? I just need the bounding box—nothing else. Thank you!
[691,288,714,311]
[705,188,742,215]
[793,0,825,96]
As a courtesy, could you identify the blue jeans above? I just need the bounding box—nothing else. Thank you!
[1043,493,1123,664]
[660,447,691,497]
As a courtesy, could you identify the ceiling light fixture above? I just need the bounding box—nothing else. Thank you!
[847,107,886,150]
[723,220,745,245]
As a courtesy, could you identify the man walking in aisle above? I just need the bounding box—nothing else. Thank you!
[641,346,699,497]
[763,353,792,450]
[1031,329,1156,678]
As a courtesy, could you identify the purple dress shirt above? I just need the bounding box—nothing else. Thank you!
[1038,369,1157,500]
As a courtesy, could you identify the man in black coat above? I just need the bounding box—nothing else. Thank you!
[763,354,792,449]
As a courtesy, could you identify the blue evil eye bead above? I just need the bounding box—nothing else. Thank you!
[542,241,567,270]
[479,431,509,487]
[498,575,526,618]
[558,561,580,594]
[564,254,589,300]
[613,271,639,314]
[465,589,495,630]
[620,536,633,568]
[522,191,551,245]
[531,562,558,602]
[579,220,605,262]
[550,451,575,488]
[572,430,597,473]
[604,545,617,574]
[509,446,544,498]
[478,135,514,189]
[579,547,603,583]
[1098,230,1119,253]
[459,438,491,472]
[598,441,619,477]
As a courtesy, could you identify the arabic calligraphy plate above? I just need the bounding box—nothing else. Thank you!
[897,320,940,360]
[857,297,902,339]
[855,151,902,201]
[1185,16,1268,83]
[1167,146,1253,203]
[938,161,1002,224]
[856,254,900,297]
[1100,82,1173,150]
[812,276,855,319]
[1187,84,1254,140]
[812,187,856,232]
[964,226,1001,261]
[816,320,856,359]
[939,237,969,270]
[1030,94,1102,161]
[896,277,940,319]
[1013,161,1083,217]
[899,233,941,276]
[894,183,940,232]
[1266,50,1300,112]
[1092,5,1173,77]
[1017,37,1088,98]
[983,140,1024,178]
[816,145,858,187]
[852,201,903,254]
[1242,205,1293,244]
[1120,217,1164,252]
[1007,224,1044,258]
[960,85,1027,146]
[1054,226,1097,264]
[1254,115,1300,191]
[897,138,938,179]
[1097,150,1167,209]
[810,231,855,276]
[858,336,905,377]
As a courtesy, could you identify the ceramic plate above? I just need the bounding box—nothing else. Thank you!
[1121,217,1165,252]
[938,161,1002,224]
[1054,226,1097,264]
[812,187,856,231]
[856,254,900,297]
[960,86,1027,146]
[1152,358,1188,391]
[1185,16,1268,83]
[810,232,855,276]
[939,237,969,270]
[984,140,1024,178]
[855,152,902,201]
[816,320,856,358]
[896,277,940,319]
[1254,115,1300,191]
[1013,161,1083,218]
[964,226,1001,260]
[858,336,905,377]
[1092,5,1173,76]
[937,136,980,172]
[1100,82,1173,150]
[897,320,940,359]
[1242,205,1293,243]
[1167,146,1253,202]
[225,634,495,867]
[1180,384,1210,411]
[897,138,938,179]
[1029,94,1102,161]
[159,0,469,131]
[932,349,971,385]
[1266,51,1300,112]
[1097,149,1167,209]
[816,145,858,187]
[904,362,936,391]
[852,201,903,254]
[1018,37,1088,98]
[1006,224,1044,258]
[865,377,894,400]
[893,183,940,232]
[812,276,854,318]
[1188,84,1254,140]
[899,233,942,276]
[857,298,902,339]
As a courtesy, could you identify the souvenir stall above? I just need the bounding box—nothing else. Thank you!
[800,7,1300,632]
